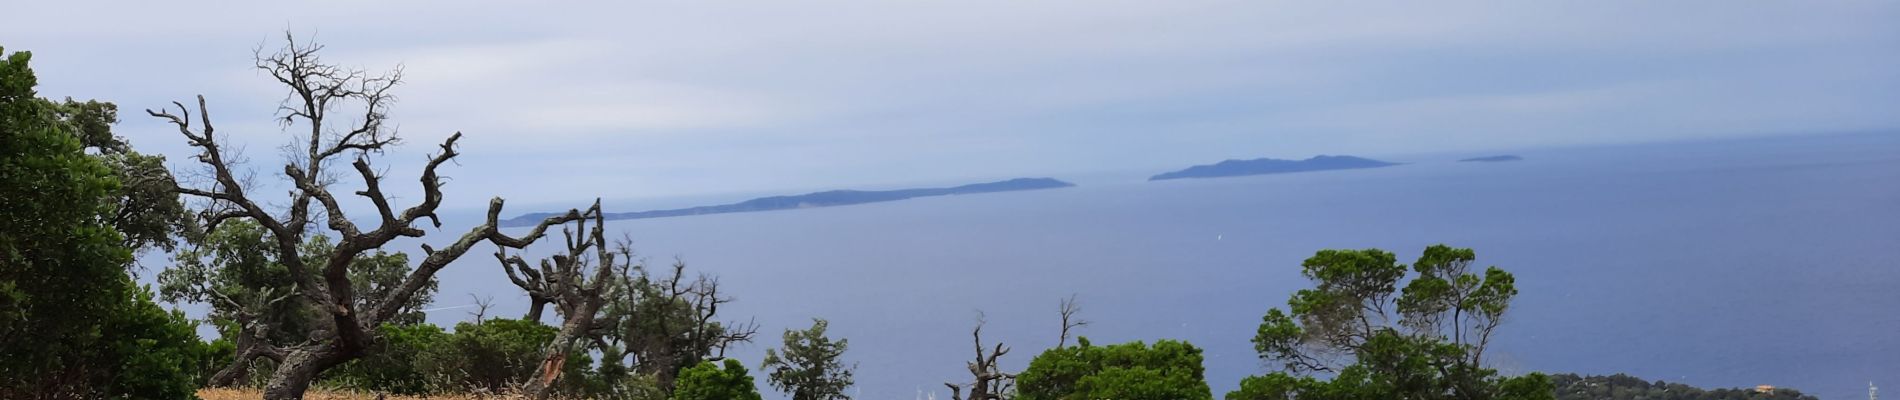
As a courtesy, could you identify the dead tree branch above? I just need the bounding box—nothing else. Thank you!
[520,200,619,399]
[1057,294,1088,348]
[945,314,1013,400]
[148,33,589,400]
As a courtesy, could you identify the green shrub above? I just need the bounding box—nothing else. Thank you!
[0,47,204,400]
[97,287,208,399]
[197,337,235,386]
[324,323,450,394]
[418,319,593,394]
[1016,337,1213,400]
[672,359,762,400]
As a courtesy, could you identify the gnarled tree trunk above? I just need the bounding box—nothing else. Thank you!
[261,344,347,399]
[149,33,593,400]
[525,297,550,323]
[518,203,621,399]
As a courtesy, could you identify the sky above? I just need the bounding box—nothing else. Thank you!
[5,0,1898,209]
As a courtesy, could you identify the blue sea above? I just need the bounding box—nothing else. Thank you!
[398,132,1898,399]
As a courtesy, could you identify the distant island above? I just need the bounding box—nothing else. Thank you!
[1459,155,1523,162]
[1148,155,1399,181]
[502,178,1076,226]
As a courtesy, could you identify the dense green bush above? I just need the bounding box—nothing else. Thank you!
[323,323,451,394]
[0,46,204,399]
[197,336,236,386]
[1016,337,1213,400]
[96,287,209,399]
[417,318,595,394]
[672,359,763,400]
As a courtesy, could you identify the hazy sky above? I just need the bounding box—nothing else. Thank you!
[7,1,1897,207]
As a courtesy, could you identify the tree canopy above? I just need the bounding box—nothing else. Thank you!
[672,359,765,400]
[0,46,204,399]
[1016,337,1213,400]
[764,318,856,400]
[1228,245,1551,400]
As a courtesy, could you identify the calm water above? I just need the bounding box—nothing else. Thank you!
[410,132,1900,399]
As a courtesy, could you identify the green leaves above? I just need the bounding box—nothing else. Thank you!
[324,323,450,394]
[0,46,202,399]
[1227,373,1317,400]
[98,287,207,400]
[1300,249,1405,301]
[1469,267,1517,317]
[762,319,854,400]
[419,318,593,393]
[1234,245,1545,400]
[672,359,764,400]
[1017,338,1213,400]
[1289,248,1406,349]
[1251,309,1310,373]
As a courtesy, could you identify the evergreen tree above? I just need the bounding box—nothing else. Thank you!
[1228,245,1552,400]
[764,319,856,400]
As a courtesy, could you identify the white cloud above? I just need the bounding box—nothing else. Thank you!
[3,0,1894,201]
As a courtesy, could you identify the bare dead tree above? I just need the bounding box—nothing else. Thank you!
[146,33,589,399]
[945,314,1013,400]
[1056,294,1088,348]
[492,202,773,397]
[496,240,577,324]
[677,272,760,362]
[468,293,496,322]
[517,200,618,399]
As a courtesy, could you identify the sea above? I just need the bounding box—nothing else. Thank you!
[186,131,1900,399]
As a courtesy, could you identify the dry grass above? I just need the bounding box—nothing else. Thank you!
[197,387,537,400]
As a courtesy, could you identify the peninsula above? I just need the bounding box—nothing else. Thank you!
[502,178,1076,226]
[1459,155,1523,162]
[1149,155,1399,181]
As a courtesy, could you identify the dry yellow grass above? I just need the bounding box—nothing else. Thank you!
[197,387,537,400]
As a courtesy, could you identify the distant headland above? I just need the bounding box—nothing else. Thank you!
[1459,155,1523,162]
[1148,155,1399,181]
[502,178,1076,226]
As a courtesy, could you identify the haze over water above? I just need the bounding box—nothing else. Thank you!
[406,132,1900,399]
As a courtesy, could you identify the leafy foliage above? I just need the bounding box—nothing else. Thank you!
[0,46,203,399]
[160,220,317,346]
[161,224,436,337]
[591,259,756,389]
[45,98,189,255]
[98,288,211,399]
[1230,245,1551,400]
[160,221,437,387]
[763,319,855,400]
[418,318,594,394]
[672,359,764,400]
[1016,337,1213,400]
[323,323,451,394]
[0,46,130,392]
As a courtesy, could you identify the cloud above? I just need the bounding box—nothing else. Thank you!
[3,0,1894,202]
